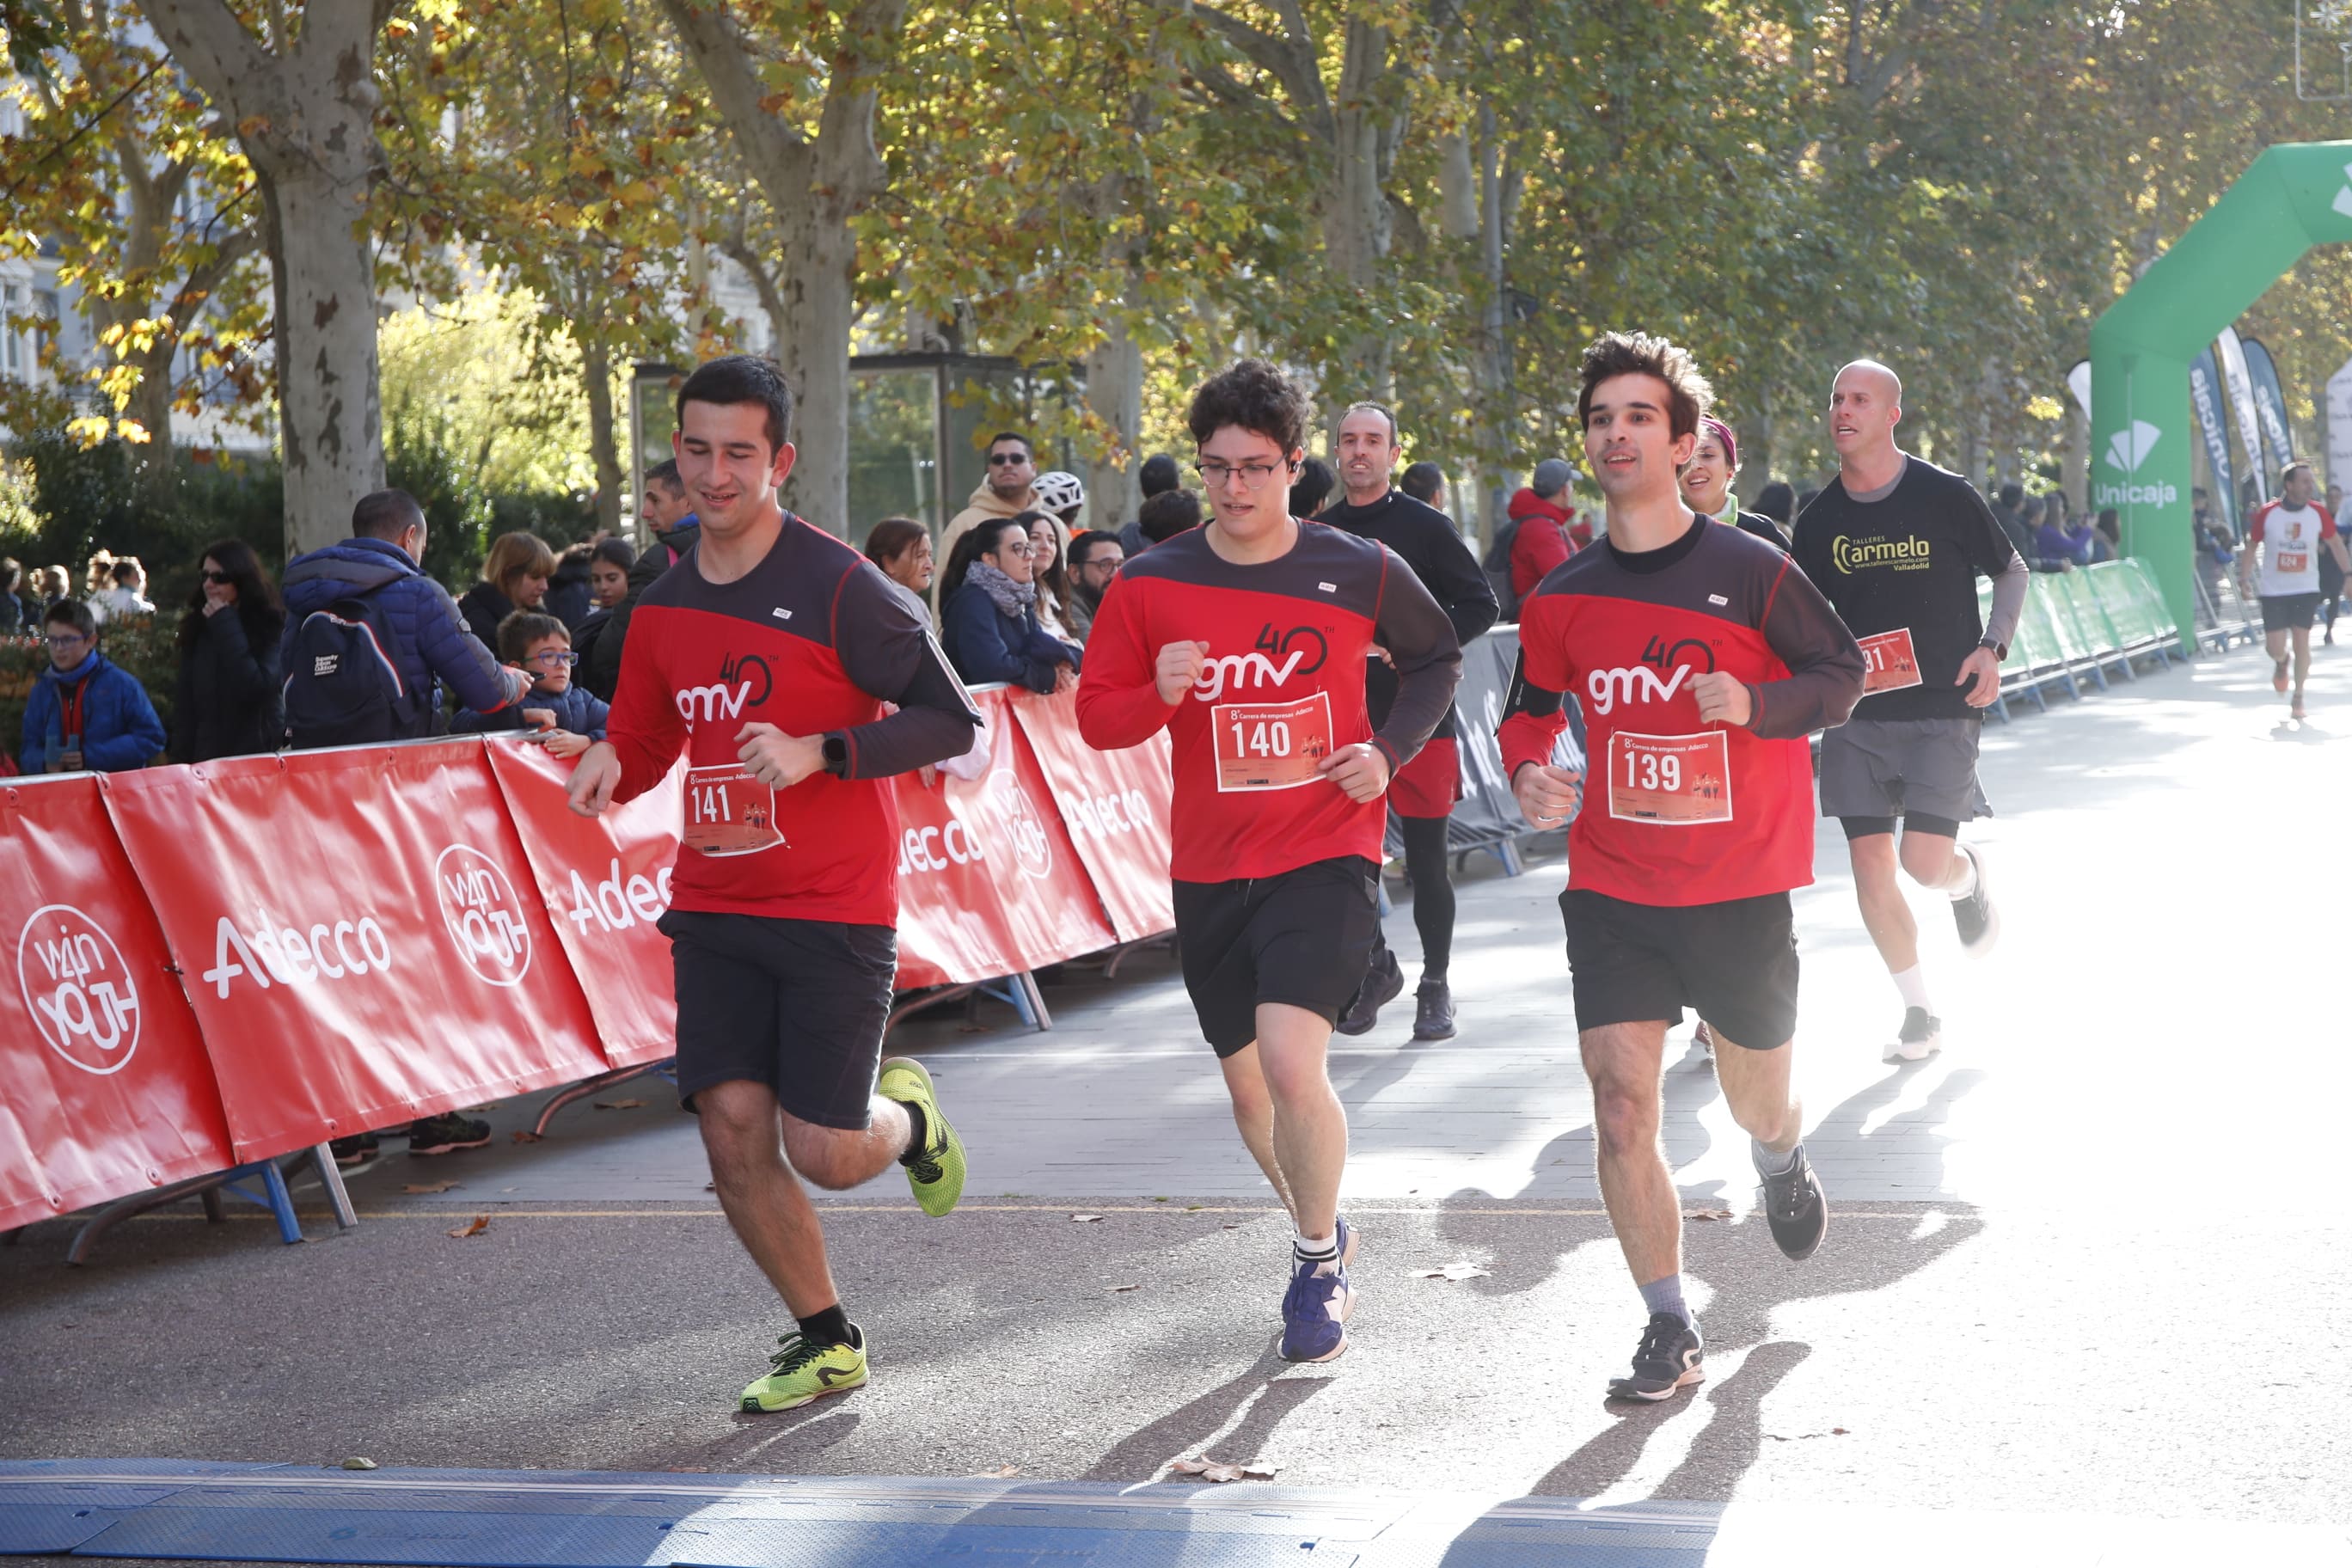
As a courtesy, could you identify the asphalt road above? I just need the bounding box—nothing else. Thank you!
[7,635,2352,1548]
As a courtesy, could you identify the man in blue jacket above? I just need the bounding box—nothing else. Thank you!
[279,488,530,1167]
[19,598,166,775]
[280,489,530,744]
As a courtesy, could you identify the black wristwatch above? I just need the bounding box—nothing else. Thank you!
[821,734,849,775]
[1978,634,2008,662]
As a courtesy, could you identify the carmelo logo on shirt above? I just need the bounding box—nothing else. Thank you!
[1830,534,1932,574]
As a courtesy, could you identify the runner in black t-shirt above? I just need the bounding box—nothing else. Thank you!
[1791,361,2028,1064]
[1324,403,1498,1041]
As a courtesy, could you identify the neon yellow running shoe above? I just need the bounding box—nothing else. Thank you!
[738,1330,867,1412]
[878,1056,965,1217]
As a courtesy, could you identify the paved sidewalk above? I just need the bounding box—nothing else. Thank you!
[6,640,2352,1548]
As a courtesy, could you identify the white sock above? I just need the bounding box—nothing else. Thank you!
[1293,1231,1338,1263]
[1943,844,1978,900]
[1891,964,1932,1012]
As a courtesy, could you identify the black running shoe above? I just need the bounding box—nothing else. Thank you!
[1337,947,1405,1037]
[1883,1007,1942,1063]
[405,1112,492,1156]
[1949,842,1999,959]
[1760,1146,1828,1261]
[331,1132,379,1168]
[1411,981,1455,1041]
[1607,1312,1705,1402]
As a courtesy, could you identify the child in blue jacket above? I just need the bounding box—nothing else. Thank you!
[18,599,166,774]
[453,611,609,757]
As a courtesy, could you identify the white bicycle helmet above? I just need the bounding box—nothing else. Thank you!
[1032,469,1087,514]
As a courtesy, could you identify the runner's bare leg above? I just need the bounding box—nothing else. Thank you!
[1847,833,1920,971]
[1581,1021,1679,1286]
[1219,1046,1299,1222]
[1708,1032,1800,1155]
[699,1078,910,1316]
[1253,1001,1346,1238]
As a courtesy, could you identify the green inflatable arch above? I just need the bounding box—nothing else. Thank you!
[2090,139,2352,643]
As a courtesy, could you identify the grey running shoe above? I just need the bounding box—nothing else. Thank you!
[1884,1007,1942,1063]
[1950,842,2000,959]
[1608,1313,1705,1402]
[1411,981,1456,1041]
[1761,1145,1828,1261]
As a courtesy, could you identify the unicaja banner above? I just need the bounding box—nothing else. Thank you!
[2188,348,2239,535]
[2238,337,2297,482]
[100,744,610,1161]
[0,775,234,1232]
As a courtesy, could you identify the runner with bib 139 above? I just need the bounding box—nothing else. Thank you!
[1499,332,1865,1402]
[567,356,981,1415]
[1077,358,1462,1363]
[1790,360,2025,1064]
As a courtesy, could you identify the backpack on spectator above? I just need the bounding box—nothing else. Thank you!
[282,594,416,749]
[1482,515,1523,622]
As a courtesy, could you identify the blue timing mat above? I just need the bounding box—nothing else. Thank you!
[3,1461,2346,1567]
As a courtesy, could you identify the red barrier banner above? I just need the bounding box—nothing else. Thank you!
[485,739,680,1069]
[0,775,235,1231]
[100,743,610,1161]
[1008,686,1176,943]
[891,689,1116,988]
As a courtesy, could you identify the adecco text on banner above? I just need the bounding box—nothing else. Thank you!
[16,903,141,1075]
[201,907,395,997]
[560,857,674,935]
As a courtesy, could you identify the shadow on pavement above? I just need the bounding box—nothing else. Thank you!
[1080,1349,1322,1482]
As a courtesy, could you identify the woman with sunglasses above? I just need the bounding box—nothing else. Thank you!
[938,514,1081,692]
[169,538,288,763]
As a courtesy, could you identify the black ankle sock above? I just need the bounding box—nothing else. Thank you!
[897,1100,929,1162]
[798,1305,857,1349]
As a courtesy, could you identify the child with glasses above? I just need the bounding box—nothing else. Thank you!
[454,610,609,757]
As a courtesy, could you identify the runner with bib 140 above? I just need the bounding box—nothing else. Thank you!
[1790,360,2025,1064]
[1077,358,1462,1364]
[567,356,981,1415]
[1499,332,1865,1402]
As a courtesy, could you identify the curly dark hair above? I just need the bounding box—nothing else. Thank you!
[1187,358,1312,456]
[1574,332,1712,442]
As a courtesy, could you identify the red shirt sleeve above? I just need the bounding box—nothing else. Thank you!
[1075,573,1179,750]
[604,608,686,804]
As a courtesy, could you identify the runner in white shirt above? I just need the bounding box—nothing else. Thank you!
[2239,462,2351,721]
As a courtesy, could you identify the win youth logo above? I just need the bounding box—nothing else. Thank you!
[1191,624,1330,701]
[434,844,532,987]
[675,652,773,726]
[17,905,140,1075]
[984,768,1054,881]
[2094,417,2177,508]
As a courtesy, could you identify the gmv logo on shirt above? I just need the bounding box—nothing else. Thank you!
[675,652,774,725]
[1191,623,1331,701]
[1585,635,1717,716]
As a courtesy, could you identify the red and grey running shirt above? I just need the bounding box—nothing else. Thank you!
[2245,501,2338,597]
[1076,520,1461,882]
[1498,518,1865,907]
[604,513,981,927]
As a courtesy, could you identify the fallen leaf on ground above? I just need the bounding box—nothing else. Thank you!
[510,1130,542,1144]
[1107,1283,1141,1293]
[977,1465,1020,1479]
[1411,1261,1492,1281]
[446,1216,490,1239]
[1070,1213,1104,1222]
[1171,1457,1278,1483]
[1687,1208,1733,1222]
[402,1181,461,1194]
[340,1458,377,1470]
[593,1098,647,1110]
[1832,1427,1849,1435]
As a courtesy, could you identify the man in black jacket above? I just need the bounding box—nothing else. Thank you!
[1324,401,1500,1039]
[582,458,700,699]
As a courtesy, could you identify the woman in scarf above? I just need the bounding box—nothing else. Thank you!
[939,515,1081,692]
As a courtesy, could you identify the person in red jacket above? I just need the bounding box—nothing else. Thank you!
[1508,458,1578,602]
[567,356,981,1416]
[1077,358,1461,1364]
[1500,332,1864,1405]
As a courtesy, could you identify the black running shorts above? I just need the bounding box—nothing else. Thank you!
[1172,855,1381,1057]
[2260,592,2321,632]
[658,910,896,1130]
[1559,888,1799,1050]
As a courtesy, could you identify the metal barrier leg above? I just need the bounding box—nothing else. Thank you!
[199,1186,227,1224]
[303,1143,358,1231]
[1496,838,1524,879]
[531,1061,671,1137]
[256,1161,302,1246]
[1016,970,1053,1032]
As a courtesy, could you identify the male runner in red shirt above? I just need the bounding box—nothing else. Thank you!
[567,356,981,1414]
[1500,333,1865,1401]
[1078,358,1461,1363]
